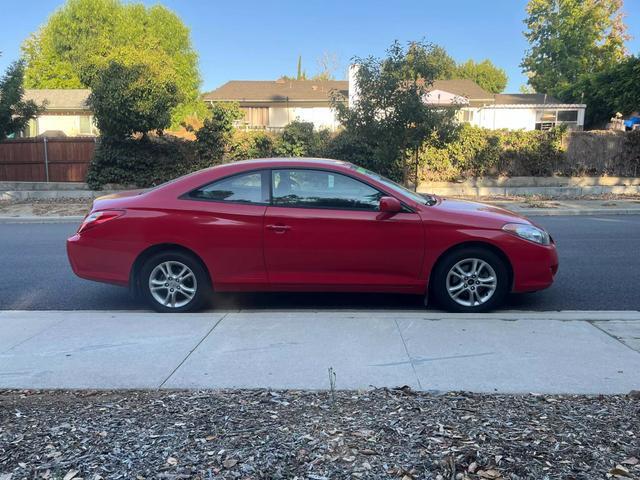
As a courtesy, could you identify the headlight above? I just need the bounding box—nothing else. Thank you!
[502,223,551,245]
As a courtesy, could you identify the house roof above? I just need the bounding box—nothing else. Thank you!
[430,79,494,101]
[202,80,349,103]
[23,89,91,110]
[494,93,563,105]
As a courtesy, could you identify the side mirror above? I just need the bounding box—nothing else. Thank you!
[379,196,402,213]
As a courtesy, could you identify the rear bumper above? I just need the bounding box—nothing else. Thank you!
[67,233,132,287]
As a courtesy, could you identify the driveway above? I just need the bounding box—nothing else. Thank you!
[2,310,639,394]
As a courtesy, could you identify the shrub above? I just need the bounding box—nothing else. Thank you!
[87,136,209,189]
[229,130,276,160]
[419,125,566,181]
[87,61,181,138]
[195,102,243,163]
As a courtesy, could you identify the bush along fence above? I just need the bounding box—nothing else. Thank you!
[0,137,96,182]
[3,125,639,189]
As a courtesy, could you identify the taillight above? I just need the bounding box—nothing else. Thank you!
[77,210,124,233]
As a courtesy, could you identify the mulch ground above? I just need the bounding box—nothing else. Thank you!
[1,389,639,480]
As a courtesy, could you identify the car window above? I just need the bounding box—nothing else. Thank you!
[191,171,266,204]
[272,169,383,210]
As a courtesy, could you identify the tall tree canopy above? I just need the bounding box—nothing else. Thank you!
[455,59,508,94]
[575,55,640,127]
[521,0,628,99]
[87,61,181,138]
[332,41,458,183]
[21,0,206,127]
[0,60,41,140]
[419,44,508,93]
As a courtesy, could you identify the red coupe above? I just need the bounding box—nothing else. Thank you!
[67,158,558,312]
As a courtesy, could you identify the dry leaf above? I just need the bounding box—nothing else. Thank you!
[63,471,79,480]
[609,465,632,478]
[478,469,502,479]
[223,458,238,469]
[468,462,478,473]
[166,457,178,466]
[621,457,638,466]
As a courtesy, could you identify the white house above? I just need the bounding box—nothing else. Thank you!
[21,89,98,137]
[204,70,586,131]
[201,79,347,131]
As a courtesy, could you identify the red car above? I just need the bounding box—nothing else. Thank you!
[67,158,558,313]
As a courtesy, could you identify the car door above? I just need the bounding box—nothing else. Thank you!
[181,169,270,290]
[263,168,425,292]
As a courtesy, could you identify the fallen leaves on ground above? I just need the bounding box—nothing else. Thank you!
[0,389,638,479]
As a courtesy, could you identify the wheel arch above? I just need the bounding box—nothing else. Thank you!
[428,241,514,293]
[129,243,213,297]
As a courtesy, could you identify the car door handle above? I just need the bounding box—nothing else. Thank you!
[266,224,291,233]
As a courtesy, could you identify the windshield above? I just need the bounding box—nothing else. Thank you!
[349,165,437,206]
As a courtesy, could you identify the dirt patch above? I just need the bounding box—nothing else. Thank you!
[1,389,638,479]
[0,199,91,217]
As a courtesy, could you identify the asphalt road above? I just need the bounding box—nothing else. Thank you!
[1,215,639,311]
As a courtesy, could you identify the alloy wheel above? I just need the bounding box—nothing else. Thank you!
[445,258,498,307]
[148,261,198,309]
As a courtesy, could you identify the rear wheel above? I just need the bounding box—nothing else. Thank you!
[139,250,210,313]
[432,247,509,312]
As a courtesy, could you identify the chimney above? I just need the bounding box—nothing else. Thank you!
[348,64,360,109]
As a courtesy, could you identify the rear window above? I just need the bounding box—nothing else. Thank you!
[190,171,267,204]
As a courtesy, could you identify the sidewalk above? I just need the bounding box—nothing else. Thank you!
[1,198,640,223]
[2,310,639,394]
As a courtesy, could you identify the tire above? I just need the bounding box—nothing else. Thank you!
[431,247,509,313]
[139,250,211,313]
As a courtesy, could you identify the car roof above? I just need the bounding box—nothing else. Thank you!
[227,157,351,168]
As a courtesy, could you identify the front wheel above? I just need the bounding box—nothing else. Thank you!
[139,250,211,313]
[431,247,509,313]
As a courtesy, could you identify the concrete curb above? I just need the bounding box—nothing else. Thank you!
[4,309,640,320]
[510,208,640,216]
[2,207,640,224]
[0,215,84,224]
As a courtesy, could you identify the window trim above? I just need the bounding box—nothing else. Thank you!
[180,166,416,213]
[181,168,271,206]
[269,167,416,213]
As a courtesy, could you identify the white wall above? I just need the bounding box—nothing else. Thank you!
[268,107,339,131]
[35,114,96,137]
[475,108,537,130]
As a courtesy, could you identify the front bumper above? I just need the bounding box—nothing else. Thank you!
[510,241,559,293]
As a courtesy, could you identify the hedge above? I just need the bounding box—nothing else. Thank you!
[86,136,212,190]
[419,125,565,182]
[86,123,640,189]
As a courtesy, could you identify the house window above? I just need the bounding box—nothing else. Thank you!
[557,110,578,122]
[79,115,92,135]
[535,109,580,130]
[239,107,269,128]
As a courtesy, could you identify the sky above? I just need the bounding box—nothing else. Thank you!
[1,0,639,93]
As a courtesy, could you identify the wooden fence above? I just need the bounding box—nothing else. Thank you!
[0,137,96,182]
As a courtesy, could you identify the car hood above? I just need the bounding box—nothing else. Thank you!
[431,197,532,227]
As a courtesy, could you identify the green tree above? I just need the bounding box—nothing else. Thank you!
[332,40,459,183]
[421,45,457,80]
[21,0,206,127]
[0,60,42,140]
[455,59,508,93]
[574,55,640,127]
[87,61,181,138]
[521,0,628,99]
[296,55,307,80]
[195,102,243,162]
